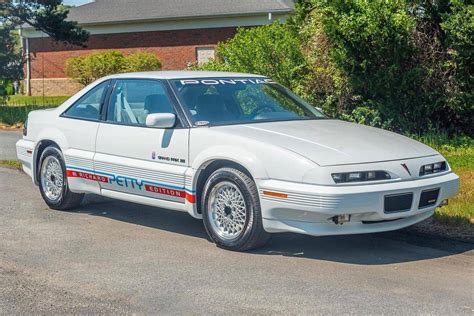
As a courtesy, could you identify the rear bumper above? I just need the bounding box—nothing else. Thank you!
[16,139,35,180]
[257,172,459,236]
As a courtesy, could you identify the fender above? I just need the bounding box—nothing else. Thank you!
[32,128,70,185]
[191,145,270,181]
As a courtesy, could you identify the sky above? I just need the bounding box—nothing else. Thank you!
[63,0,93,6]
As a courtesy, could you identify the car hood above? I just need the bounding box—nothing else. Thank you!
[215,120,438,166]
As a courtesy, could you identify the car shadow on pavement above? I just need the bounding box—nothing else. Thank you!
[75,195,473,266]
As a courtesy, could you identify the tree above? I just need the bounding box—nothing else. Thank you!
[0,0,89,98]
[0,25,23,82]
[0,0,89,46]
[198,0,472,136]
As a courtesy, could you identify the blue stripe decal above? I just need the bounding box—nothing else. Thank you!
[66,165,195,193]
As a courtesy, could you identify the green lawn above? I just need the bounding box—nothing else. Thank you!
[0,160,22,169]
[6,95,70,107]
[434,146,473,226]
[412,134,473,226]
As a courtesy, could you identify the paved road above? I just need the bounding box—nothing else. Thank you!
[0,166,473,314]
[0,130,22,160]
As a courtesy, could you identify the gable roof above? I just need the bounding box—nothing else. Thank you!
[67,0,294,25]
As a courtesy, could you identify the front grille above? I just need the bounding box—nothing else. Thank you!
[384,193,413,213]
[419,188,440,209]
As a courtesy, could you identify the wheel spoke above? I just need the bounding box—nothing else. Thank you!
[207,181,247,240]
[40,156,63,201]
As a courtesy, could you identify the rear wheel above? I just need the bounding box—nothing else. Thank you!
[202,167,270,251]
[38,146,84,210]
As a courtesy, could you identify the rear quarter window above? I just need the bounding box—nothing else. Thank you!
[63,81,109,121]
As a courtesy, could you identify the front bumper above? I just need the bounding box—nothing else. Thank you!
[257,172,459,236]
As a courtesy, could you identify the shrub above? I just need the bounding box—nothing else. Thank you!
[197,0,473,137]
[196,22,307,92]
[0,105,55,125]
[124,52,162,72]
[340,106,393,130]
[65,51,125,86]
[65,51,162,86]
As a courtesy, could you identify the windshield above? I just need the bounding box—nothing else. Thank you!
[171,78,326,126]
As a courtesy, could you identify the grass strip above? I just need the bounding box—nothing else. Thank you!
[0,160,22,170]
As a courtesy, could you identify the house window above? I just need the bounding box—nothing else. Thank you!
[196,47,215,65]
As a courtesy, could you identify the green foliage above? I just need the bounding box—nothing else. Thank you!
[0,0,89,97]
[340,106,393,130]
[65,51,162,86]
[65,51,126,86]
[0,27,23,84]
[0,160,22,170]
[438,0,474,134]
[124,52,162,72]
[196,22,307,92]
[199,0,473,137]
[302,0,423,132]
[0,104,55,125]
[0,1,89,46]
[5,95,69,107]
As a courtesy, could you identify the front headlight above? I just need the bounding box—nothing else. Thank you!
[331,171,391,183]
[419,161,447,176]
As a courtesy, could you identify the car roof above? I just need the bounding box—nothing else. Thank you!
[103,71,267,80]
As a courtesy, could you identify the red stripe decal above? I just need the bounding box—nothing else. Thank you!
[185,193,196,203]
[66,169,196,203]
[145,184,186,198]
[67,170,109,183]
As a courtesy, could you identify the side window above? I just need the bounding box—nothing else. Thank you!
[63,81,109,120]
[106,80,175,126]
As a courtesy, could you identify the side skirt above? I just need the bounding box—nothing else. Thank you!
[100,189,188,212]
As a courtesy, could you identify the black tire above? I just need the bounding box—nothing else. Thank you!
[38,146,84,210]
[201,167,270,251]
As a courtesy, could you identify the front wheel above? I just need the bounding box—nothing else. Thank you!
[38,146,84,210]
[202,167,270,251]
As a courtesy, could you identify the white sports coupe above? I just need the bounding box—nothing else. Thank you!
[16,71,459,251]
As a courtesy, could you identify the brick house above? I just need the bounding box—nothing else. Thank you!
[20,0,294,96]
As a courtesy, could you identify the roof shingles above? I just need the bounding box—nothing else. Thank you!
[67,0,294,25]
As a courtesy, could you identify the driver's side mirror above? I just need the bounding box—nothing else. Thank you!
[146,113,176,129]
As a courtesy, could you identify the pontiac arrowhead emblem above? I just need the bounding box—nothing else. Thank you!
[401,163,411,176]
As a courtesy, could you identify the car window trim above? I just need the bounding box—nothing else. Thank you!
[102,78,189,129]
[60,80,112,122]
[100,79,115,121]
[164,80,191,127]
[168,77,327,127]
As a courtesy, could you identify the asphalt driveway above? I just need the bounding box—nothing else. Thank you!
[0,165,473,314]
[0,130,22,160]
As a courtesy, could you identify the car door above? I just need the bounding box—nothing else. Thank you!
[59,80,111,194]
[94,79,191,206]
